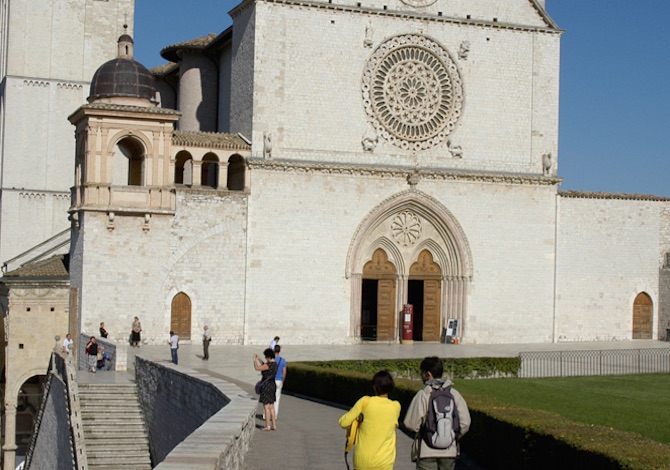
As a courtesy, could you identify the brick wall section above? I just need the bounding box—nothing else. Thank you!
[135,356,256,469]
[27,376,75,470]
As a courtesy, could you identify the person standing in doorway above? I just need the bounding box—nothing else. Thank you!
[202,325,212,360]
[131,316,142,347]
[273,345,288,419]
[169,330,179,364]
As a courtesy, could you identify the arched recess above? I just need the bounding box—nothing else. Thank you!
[632,292,653,339]
[409,250,442,341]
[362,248,397,341]
[227,154,246,191]
[171,292,192,340]
[347,190,472,341]
[175,150,193,185]
[201,152,219,188]
[112,136,146,186]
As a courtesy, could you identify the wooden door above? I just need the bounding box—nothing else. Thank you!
[423,279,441,341]
[377,280,396,341]
[362,249,398,341]
[409,250,442,341]
[632,292,652,339]
[171,292,192,340]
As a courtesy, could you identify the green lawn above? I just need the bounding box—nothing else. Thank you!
[454,373,670,445]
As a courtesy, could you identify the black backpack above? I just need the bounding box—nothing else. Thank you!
[421,385,461,449]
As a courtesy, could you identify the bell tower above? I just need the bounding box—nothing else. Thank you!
[68,31,180,335]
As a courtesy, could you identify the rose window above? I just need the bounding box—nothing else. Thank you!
[362,35,463,150]
[391,211,422,246]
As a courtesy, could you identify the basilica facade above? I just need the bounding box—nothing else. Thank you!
[64,0,670,347]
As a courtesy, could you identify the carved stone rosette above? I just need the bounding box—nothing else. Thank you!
[362,35,463,151]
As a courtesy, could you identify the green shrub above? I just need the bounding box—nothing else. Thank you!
[285,362,670,470]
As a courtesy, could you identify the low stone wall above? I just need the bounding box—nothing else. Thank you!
[77,332,125,371]
[135,356,257,470]
[26,374,74,470]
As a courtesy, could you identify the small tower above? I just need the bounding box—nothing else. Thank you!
[67,31,180,337]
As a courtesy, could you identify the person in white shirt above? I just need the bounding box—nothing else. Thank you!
[169,331,179,364]
[202,325,212,360]
[62,334,73,355]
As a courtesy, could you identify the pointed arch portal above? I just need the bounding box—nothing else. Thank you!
[347,190,472,342]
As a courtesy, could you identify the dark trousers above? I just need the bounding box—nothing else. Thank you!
[171,348,178,364]
[203,339,210,359]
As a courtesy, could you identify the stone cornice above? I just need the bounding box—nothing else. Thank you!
[559,190,670,202]
[247,158,561,186]
[255,0,561,33]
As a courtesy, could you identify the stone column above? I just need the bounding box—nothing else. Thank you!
[3,398,17,470]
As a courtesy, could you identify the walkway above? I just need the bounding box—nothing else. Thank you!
[79,339,668,469]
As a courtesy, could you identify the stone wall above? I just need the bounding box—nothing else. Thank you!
[135,356,256,469]
[25,375,74,470]
[556,194,670,341]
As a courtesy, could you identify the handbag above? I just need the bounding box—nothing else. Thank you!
[254,379,267,395]
[344,396,370,470]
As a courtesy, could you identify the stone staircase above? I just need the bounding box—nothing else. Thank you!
[78,383,152,469]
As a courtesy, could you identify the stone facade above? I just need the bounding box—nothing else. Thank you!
[0,0,133,263]
[61,0,670,347]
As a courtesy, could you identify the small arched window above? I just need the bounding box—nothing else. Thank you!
[113,137,145,186]
[201,153,219,188]
[227,154,245,191]
[175,151,193,185]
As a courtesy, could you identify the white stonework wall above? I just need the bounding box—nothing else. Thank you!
[247,1,559,173]
[0,0,134,262]
[556,195,670,341]
[244,166,557,344]
[73,190,248,345]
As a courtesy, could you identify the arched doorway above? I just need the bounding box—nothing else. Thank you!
[361,249,397,341]
[171,292,192,340]
[347,191,472,343]
[408,250,442,341]
[632,292,652,339]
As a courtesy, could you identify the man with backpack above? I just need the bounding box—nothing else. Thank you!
[403,356,471,470]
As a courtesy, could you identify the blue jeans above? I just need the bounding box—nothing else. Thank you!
[171,348,178,364]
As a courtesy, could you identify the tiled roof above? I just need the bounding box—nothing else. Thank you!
[172,131,251,150]
[161,34,218,62]
[77,103,181,115]
[4,255,69,279]
[559,190,670,202]
[151,62,178,76]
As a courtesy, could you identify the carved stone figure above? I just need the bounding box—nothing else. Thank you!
[447,140,463,158]
[542,153,552,176]
[364,22,374,48]
[361,134,378,152]
[458,41,470,60]
[263,132,273,159]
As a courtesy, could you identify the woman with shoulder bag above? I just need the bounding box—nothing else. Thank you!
[338,370,401,470]
[253,348,278,431]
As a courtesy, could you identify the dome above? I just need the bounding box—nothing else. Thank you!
[88,58,157,102]
[87,32,156,103]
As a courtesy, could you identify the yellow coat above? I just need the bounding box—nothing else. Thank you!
[339,396,401,470]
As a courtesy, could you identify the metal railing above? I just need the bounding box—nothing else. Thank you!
[520,348,670,378]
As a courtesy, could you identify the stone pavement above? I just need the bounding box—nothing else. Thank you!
[82,339,667,469]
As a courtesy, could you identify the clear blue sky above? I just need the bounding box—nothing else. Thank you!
[134,0,670,197]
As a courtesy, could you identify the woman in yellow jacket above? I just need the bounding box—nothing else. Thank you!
[338,370,401,470]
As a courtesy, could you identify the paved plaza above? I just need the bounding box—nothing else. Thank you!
[81,339,668,469]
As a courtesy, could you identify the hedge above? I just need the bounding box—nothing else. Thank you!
[285,361,670,470]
